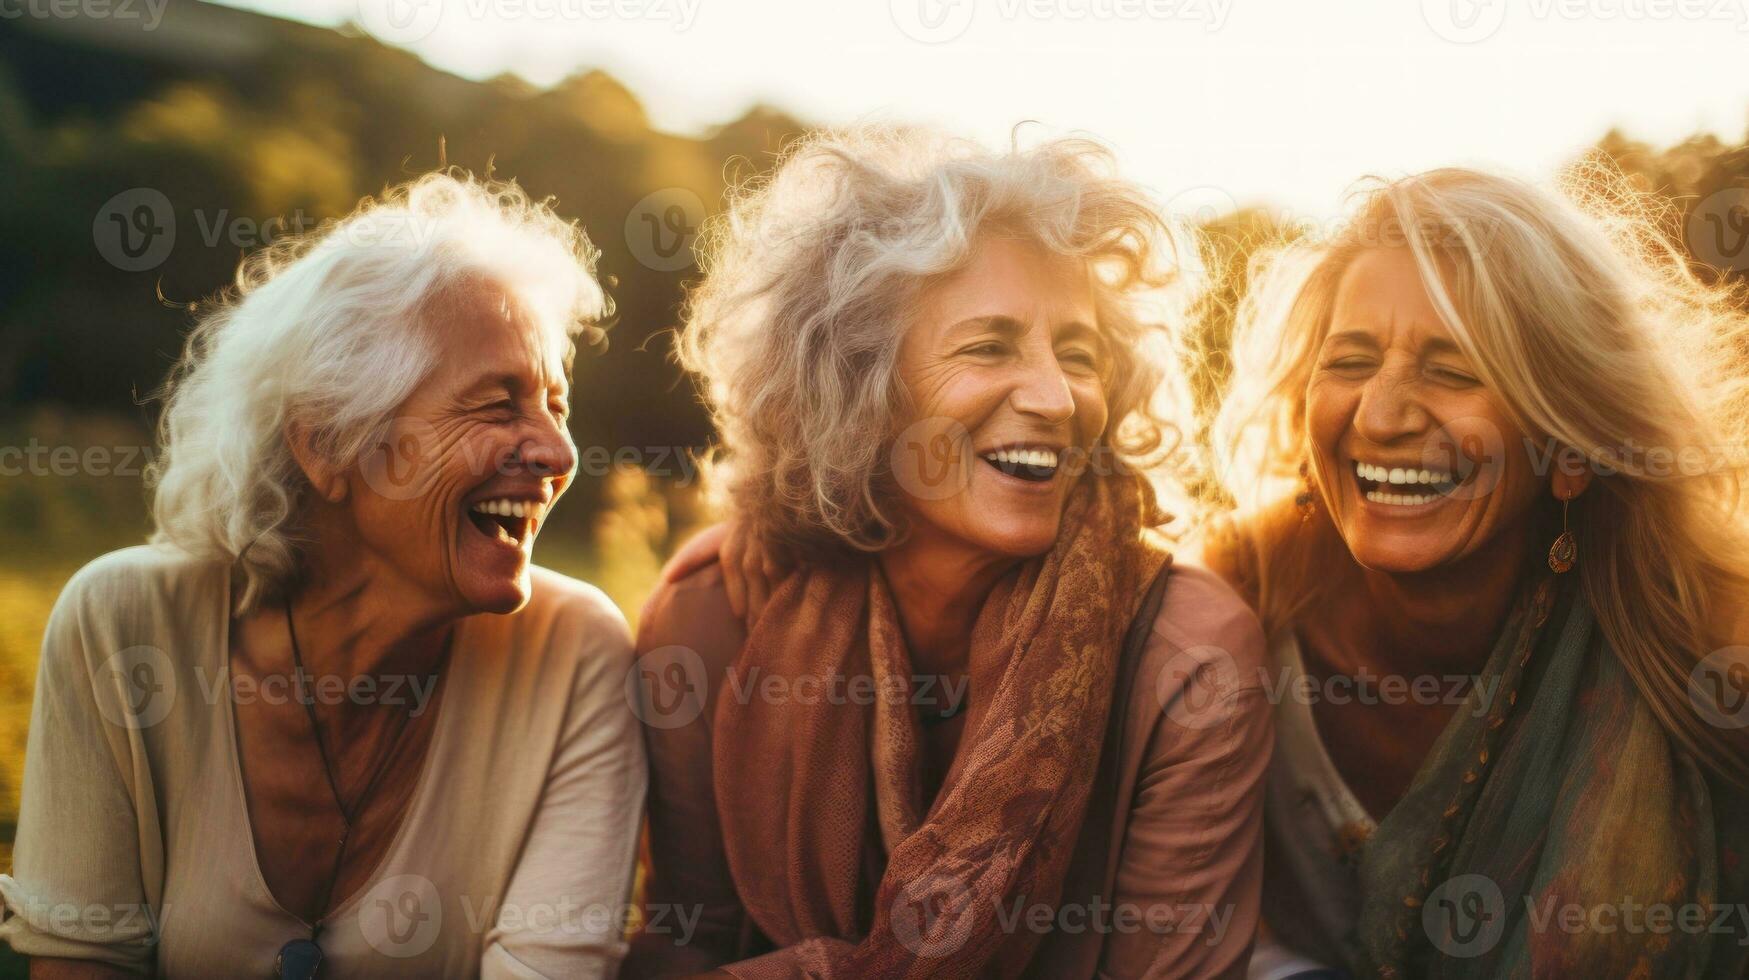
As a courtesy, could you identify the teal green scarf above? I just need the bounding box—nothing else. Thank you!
[1357,574,1749,979]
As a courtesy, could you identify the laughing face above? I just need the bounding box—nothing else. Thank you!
[349,285,576,615]
[891,236,1109,558]
[1306,247,1544,574]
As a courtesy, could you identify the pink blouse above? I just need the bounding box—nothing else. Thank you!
[625,560,1274,980]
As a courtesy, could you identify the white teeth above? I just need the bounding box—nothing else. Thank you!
[1365,490,1438,506]
[1353,461,1453,486]
[470,498,541,521]
[984,448,1060,468]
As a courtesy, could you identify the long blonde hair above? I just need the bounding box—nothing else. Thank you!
[1208,163,1749,786]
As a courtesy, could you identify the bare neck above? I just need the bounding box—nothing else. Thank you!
[1321,525,1531,677]
[273,508,458,686]
[876,528,1018,678]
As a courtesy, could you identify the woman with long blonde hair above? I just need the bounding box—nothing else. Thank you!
[1205,165,1749,978]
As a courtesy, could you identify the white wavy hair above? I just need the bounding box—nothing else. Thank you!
[147,172,609,612]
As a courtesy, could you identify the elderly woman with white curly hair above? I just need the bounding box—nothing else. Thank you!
[626,128,1273,979]
[0,174,645,978]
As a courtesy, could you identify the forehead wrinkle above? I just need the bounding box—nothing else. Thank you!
[1329,304,1459,358]
[944,297,1091,334]
[446,308,570,401]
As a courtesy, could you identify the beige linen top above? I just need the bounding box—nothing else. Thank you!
[0,545,645,978]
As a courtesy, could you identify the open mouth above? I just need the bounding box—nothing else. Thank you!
[980,447,1061,483]
[1351,459,1466,506]
[465,497,545,546]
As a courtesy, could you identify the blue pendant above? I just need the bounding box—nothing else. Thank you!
[275,938,323,980]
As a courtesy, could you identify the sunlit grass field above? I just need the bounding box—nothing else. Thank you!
[0,565,58,869]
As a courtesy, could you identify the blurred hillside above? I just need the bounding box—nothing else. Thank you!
[0,0,806,501]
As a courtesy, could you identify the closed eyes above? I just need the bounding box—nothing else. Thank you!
[1321,357,1477,387]
[1427,366,1478,386]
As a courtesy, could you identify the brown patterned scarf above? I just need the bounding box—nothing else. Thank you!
[711,473,1171,979]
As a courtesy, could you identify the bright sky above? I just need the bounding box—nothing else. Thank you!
[220,0,1749,218]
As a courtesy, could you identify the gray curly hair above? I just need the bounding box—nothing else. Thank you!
[678,125,1180,557]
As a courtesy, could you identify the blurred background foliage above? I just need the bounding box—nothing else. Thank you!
[1,3,1748,972]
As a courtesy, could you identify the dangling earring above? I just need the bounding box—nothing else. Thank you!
[1295,459,1317,523]
[1547,493,1577,573]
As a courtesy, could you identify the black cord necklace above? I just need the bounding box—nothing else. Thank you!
[272,598,442,980]
[919,677,967,726]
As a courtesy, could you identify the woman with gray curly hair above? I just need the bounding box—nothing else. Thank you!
[626,128,1272,979]
[0,174,644,978]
